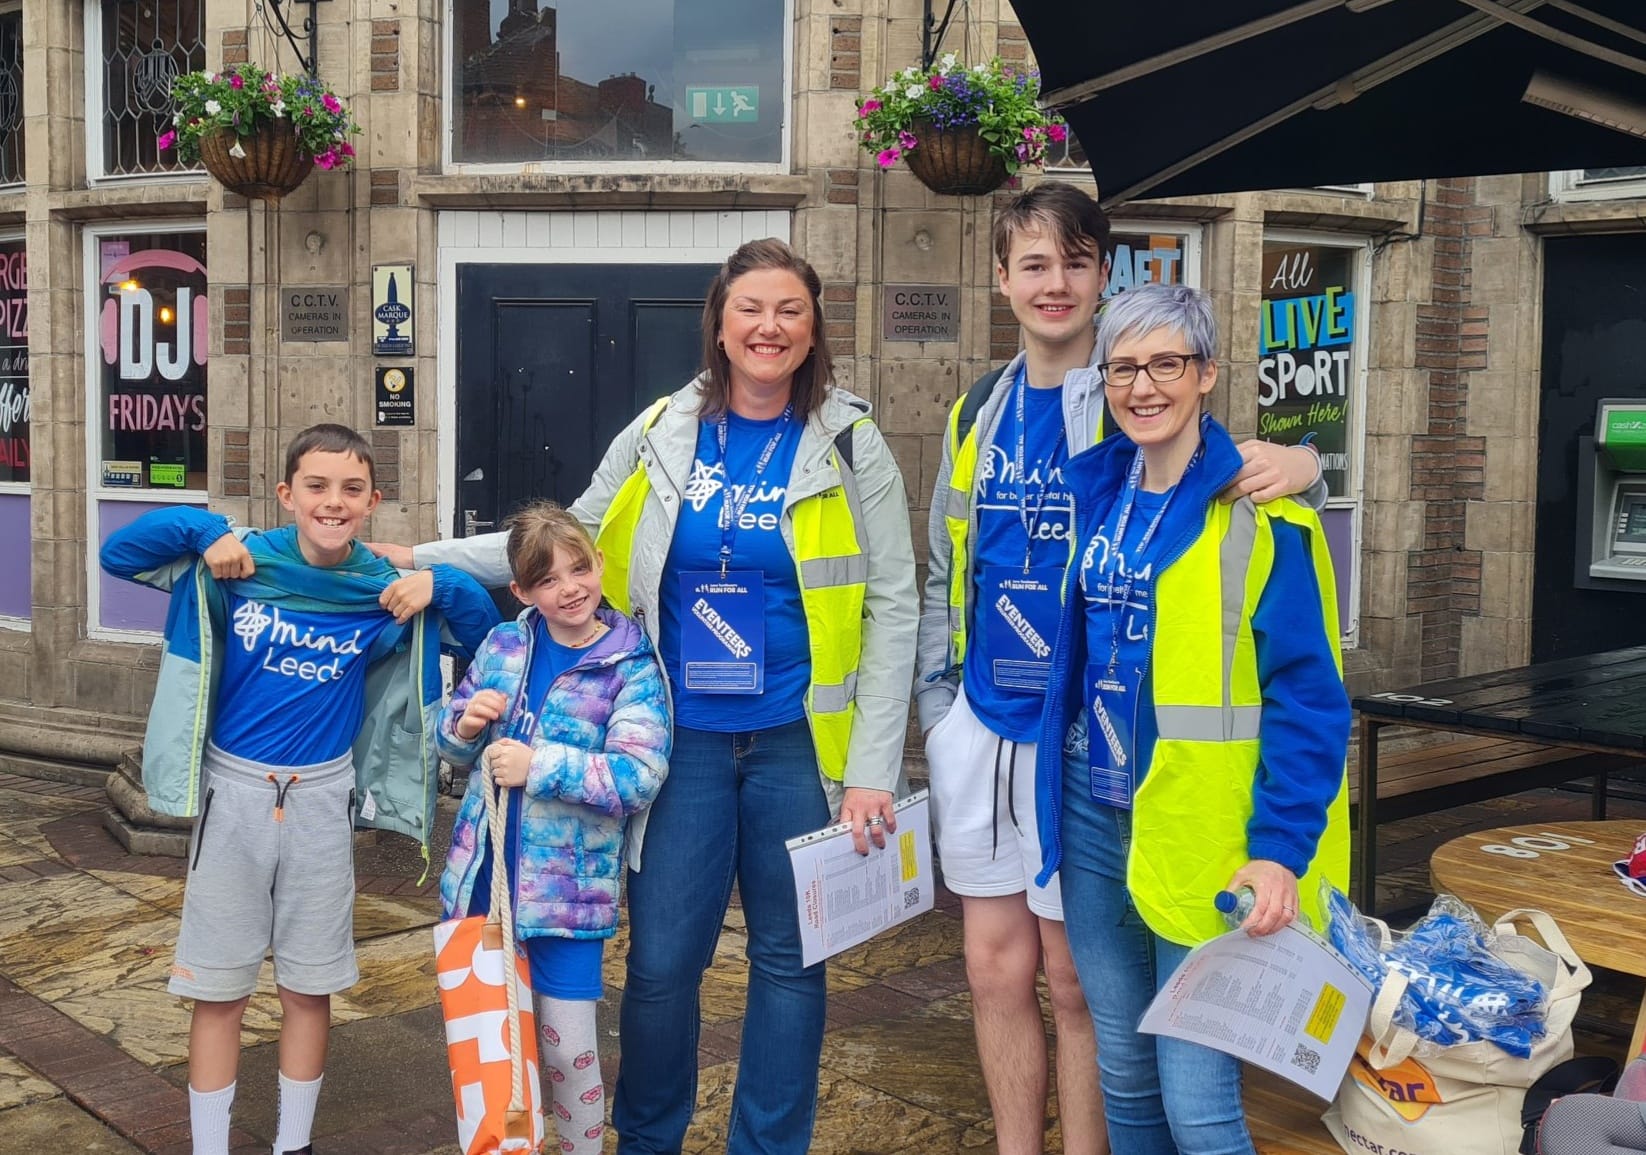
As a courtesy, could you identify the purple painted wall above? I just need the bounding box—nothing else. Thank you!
[98,500,204,632]
[1321,506,1355,638]
[0,493,28,618]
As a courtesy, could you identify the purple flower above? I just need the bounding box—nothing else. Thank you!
[876,147,901,169]
[1016,142,1030,160]
[898,130,918,150]
[156,130,177,150]
[229,73,244,89]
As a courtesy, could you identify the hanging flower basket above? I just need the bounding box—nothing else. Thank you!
[197,120,314,200]
[901,118,1009,197]
[857,56,1068,198]
[159,65,360,202]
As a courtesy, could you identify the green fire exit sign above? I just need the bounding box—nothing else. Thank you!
[686,86,759,123]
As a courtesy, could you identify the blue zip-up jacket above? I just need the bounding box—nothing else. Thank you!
[1035,418,1351,885]
[101,506,501,853]
[437,605,671,938]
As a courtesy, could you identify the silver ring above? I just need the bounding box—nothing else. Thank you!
[865,816,885,827]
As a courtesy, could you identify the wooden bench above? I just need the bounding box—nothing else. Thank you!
[1352,729,1635,913]
[1245,1069,1341,1154]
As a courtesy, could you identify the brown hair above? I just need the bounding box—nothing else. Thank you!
[283,423,375,488]
[504,500,598,591]
[698,238,834,422]
[992,183,1114,271]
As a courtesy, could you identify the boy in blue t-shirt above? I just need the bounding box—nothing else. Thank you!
[101,424,498,1155]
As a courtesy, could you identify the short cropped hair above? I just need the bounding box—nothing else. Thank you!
[504,501,599,591]
[992,183,1114,270]
[1093,283,1218,369]
[283,423,375,488]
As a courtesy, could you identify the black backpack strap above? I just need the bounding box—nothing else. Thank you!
[833,396,872,474]
[955,365,1009,447]
[1519,1056,1620,1154]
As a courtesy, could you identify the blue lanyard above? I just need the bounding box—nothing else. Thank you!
[1100,416,1207,678]
[715,406,793,577]
[1013,365,1067,572]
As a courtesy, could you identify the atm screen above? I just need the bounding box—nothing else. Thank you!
[1625,497,1646,545]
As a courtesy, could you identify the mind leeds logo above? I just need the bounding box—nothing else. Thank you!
[234,600,274,652]
[683,460,726,512]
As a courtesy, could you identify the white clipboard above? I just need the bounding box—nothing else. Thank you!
[785,790,935,967]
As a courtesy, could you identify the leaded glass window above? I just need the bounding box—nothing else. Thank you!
[95,0,205,177]
[0,11,22,185]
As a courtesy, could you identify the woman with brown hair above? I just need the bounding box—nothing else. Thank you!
[390,238,918,1154]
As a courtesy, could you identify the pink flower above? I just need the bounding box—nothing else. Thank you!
[1022,126,1038,139]
[858,99,881,117]
[322,93,342,114]
[898,130,918,150]
[877,147,901,169]
[929,74,945,89]
[156,130,177,150]
[341,141,355,157]
[1047,123,1068,143]
[314,148,339,170]
[230,74,244,89]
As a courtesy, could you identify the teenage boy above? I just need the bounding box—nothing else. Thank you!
[101,424,499,1155]
[915,183,1325,1155]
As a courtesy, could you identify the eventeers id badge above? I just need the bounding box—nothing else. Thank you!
[982,566,1062,692]
[680,572,765,694]
[1086,664,1140,808]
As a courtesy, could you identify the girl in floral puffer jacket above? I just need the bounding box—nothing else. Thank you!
[435,501,670,1155]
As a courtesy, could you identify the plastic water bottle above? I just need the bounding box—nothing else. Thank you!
[1214,886,1256,929]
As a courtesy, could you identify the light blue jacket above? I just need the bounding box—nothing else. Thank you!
[100,507,500,853]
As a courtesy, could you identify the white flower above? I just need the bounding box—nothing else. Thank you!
[972,62,988,73]
[902,66,920,80]
[204,99,221,115]
[905,84,924,99]
[941,52,958,70]
[172,111,182,125]
[271,100,286,117]
[228,141,246,159]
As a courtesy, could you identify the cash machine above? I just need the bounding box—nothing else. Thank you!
[1576,397,1646,589]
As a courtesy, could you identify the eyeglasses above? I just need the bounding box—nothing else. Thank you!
[1097,353,1204,389]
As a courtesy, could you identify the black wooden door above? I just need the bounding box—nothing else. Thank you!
[455,262,716,540]
[1532,235,1646,660]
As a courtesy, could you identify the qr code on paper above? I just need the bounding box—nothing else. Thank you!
[1290,1043,1321,1075]
[903,887,922,909]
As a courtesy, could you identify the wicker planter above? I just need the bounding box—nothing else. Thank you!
[197,120,314,201]
[903,119,1010,196]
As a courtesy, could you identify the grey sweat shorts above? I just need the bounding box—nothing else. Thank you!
[169,743,359,1002]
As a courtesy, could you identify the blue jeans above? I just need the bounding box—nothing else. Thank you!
[614,720,831,1155]
[1060,757,1254,1155]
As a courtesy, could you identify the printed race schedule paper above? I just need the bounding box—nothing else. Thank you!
[786,791,934,967]
[1137,924,1373,1099]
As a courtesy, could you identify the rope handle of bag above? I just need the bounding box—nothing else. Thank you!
[480,752,529,1117]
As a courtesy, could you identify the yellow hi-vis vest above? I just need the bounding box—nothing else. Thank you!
[1129,497,1350,946]
[594,398,870,780]
[941,384,1104,667]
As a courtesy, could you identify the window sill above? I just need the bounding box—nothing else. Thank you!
[52,180,209,220]
[413,171,811,210]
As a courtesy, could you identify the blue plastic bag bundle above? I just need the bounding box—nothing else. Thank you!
[1325,888,1550,1058]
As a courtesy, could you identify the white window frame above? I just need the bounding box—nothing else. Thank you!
[441,0,794,176]
[83,219,208,642]
[1104,219,1205,294]
[1549,168,1646,202]
[0,224,25,629]
[1308,183,1374,197]
[82,0,205,186]
[1259,227,1372,647]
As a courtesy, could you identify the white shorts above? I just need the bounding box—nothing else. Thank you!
[924,685,1062,919]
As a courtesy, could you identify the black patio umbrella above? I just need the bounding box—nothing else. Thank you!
[1003,0,1646,206]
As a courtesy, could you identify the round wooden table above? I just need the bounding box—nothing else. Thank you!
[1431,819,1646,1054]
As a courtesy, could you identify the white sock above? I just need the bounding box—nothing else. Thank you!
[534,993,605,1155]
[273,1071,323,1154]
[189,1081,236,1155]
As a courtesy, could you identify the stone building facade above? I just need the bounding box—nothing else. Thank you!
[1,0,1641,774]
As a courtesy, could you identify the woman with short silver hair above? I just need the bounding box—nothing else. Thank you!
[1034,283,1352,1154]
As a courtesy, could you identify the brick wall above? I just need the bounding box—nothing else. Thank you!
[1408,177,1492,680]
[829,17,862,91]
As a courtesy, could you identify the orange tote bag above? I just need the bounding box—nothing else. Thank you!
[434,772,546,1154]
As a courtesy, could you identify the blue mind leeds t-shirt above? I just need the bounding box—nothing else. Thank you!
[962,378,1075,743]
[660,410,809,732]
[211,595,404,766]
